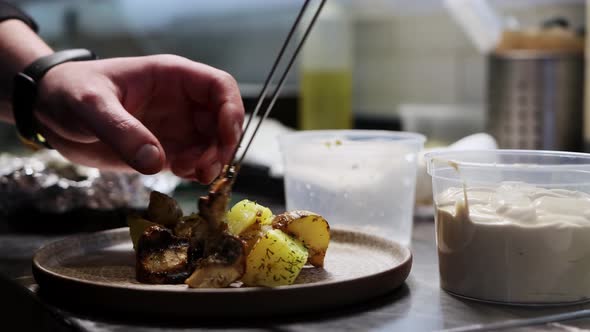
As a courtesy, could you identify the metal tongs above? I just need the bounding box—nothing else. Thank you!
[220,0,327,182]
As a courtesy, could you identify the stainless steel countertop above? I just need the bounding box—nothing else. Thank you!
[2,186,590,332]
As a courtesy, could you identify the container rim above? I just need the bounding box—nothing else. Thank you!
[279,130,426,145]
[491,50,583,60]
[425,149,590,185]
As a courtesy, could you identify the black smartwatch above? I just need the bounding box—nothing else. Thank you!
[12,49,98,149]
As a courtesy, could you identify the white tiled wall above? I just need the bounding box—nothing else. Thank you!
[352,1,585,117]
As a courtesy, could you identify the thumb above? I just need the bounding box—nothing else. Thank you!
[71,90,165,174]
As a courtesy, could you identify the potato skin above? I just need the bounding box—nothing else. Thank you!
[272,210,330,267]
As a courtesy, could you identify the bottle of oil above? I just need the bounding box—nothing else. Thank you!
[299,1,353,130]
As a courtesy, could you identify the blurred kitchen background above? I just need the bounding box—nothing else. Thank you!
[1,0,586,152]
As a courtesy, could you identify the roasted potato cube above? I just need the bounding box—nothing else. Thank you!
[242,229,308,287]
[127,215,157,250]
[272,211,330,267]
[225,199,273,236]
[147,191,183,227]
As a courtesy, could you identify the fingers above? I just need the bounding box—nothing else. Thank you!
[217,100,243,164]
[35,110,98,144]
[37,55,243,182]
[203,70,244,163]
[150,55,244,164]
[39,129,133,171]
[192,105,241,165]
[67,88,165,175]
[193,110,216,138]
[169,143,222,184]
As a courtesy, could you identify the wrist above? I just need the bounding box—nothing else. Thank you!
[0,20,52,71]
[12,49,97,149]
[0,19,52,122]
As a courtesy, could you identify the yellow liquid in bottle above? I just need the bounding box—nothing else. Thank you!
[299,70,353,130]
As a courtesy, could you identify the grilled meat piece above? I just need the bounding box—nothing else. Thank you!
[198,165,237,231]
[185,233,246,288]
[186,217,211,272]
[185,165,247,288]
[136,225,190,284]
[134,165,247,288]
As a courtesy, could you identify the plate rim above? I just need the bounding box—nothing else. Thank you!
[32,226,412,318]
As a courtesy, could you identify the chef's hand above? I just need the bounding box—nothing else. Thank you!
[35,54,244,183]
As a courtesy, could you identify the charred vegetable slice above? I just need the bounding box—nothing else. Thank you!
[147,191,183,227]
[128,215,157,250]
[242,229,308,287]
[136,225,190,284]
[174,213,205,239]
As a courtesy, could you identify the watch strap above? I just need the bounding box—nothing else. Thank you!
[23,49,96,81]
[12,49,98,149]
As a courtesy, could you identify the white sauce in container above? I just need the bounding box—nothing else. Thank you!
[436,182,590,304]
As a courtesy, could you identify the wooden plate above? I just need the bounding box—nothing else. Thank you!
[33,227,411,318]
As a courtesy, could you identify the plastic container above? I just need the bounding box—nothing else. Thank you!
[398,104,485,148]
[426,149,590,305]
[279,130,425,247]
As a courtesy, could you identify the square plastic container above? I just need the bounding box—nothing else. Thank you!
[426,149,590,305]
[279,130,425,247]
